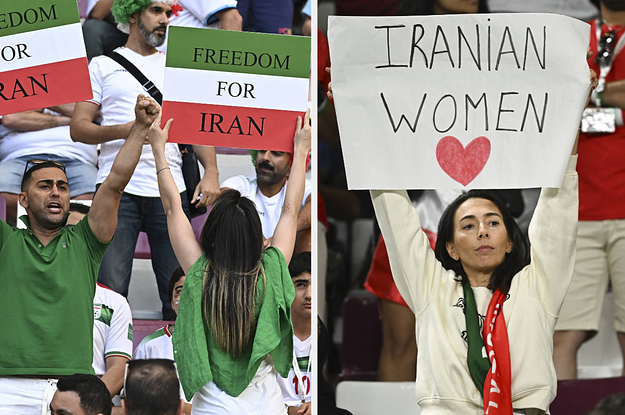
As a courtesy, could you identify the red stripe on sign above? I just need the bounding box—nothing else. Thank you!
[162,101,305,152]
[0,58,92,116]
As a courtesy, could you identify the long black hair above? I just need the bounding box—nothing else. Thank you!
[433,190,530,293]
[199,189,265,357]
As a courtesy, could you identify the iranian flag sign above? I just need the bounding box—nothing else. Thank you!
[0,0,92,116]
[162,26,310,152]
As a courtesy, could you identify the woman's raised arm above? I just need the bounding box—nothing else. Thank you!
[149,112,203,273]
[271,109,311,264]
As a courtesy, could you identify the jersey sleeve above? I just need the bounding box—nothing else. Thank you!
[87,57,104,106]
[104,294,133,361]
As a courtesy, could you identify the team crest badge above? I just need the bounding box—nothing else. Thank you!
[94,304,102,319]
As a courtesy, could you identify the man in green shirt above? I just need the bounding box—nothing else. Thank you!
[0,95,161,415]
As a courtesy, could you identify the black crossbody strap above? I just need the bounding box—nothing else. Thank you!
[105,51,163,105]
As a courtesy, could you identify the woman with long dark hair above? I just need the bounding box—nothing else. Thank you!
[148,108,311,414]
[366,74,596,413]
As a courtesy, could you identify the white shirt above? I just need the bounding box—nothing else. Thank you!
[93,284,133,376]
[87,47,185,196]
[134,325,190,404]
[277,335,312,406]
[192,356,284,414]
[134,325,174,361]
[220,173,311,239]
[0,109,97,165]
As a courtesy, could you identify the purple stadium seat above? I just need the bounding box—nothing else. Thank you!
[0,195,5,222]
[191,209,210,242]
[215,147,250,155]
[134,232,151,259]
[133,210,209,259]
[339,295,382,382]
[132,319,175,352]
[77,0,88,19]
[550,376,625,415]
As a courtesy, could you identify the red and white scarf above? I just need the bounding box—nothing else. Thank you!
[482,289,513,415]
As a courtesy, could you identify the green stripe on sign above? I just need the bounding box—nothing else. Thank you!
[166,26,310,79]
[0,0,79,37]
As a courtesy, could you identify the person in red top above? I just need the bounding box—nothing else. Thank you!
[553,0,625,380]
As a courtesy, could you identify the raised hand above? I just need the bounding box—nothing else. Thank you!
[294,108,311,157]
[147,109,174,151]
[134,94,160,127]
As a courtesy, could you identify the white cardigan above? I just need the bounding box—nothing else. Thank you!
[370,156,579,415]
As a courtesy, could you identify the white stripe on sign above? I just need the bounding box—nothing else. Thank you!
[0,23,86,72]
[163,67,309,112]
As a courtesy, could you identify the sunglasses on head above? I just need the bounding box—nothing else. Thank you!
[596,30,617,67]
[23,159,66,176]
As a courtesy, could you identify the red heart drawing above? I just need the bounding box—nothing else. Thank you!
[436,136,491,186]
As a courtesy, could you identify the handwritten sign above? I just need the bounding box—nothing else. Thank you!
[328,14,591,189]
[0,0,92,116]
[162,27,310,152]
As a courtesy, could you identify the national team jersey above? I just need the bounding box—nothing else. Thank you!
[93,284,133,375]
[277,335,312,406]
[134,325,190,404]
[134,325,175,360]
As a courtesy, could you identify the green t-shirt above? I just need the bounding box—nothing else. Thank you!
[173,247,295,400]
[0,215,110,376]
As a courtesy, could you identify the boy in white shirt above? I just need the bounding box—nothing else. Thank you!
[277,251,312,415]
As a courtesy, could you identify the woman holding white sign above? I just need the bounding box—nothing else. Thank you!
[147,107,311,414]
[363,0,491,383]
[330,68,596,413]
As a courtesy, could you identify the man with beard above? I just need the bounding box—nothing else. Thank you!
[71,0,221,321]
[553,0,625,379]
[0,95,161,414]
[221,149,311,252]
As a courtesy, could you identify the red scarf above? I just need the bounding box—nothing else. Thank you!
[482,289,513,415]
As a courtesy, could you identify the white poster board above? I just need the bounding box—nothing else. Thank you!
[328,13,591,189]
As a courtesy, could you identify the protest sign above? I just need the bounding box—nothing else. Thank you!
[162,27,310,152]
[328,14,591,189]
[0,0,91,116]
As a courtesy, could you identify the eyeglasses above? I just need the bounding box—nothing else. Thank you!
[23,159,66,176]
[596,30,617,67]
[119,359,180,400]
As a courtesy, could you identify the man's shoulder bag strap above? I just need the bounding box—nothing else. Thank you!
[105,51,163,105]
